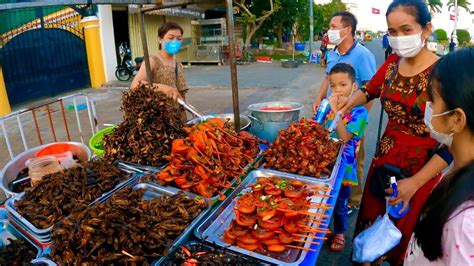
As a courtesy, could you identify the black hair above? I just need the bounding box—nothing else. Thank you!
[332,11,357,36]
[329,63,355,82]
[158,22,183,39]
[428,47,474,130]
[386,0,431,27]
[414,48,474,261]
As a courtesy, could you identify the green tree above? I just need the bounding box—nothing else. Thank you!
[261,0,306,45]
[234,0,280,49]
[312,0,347,39]
[434,28,448,41]
[448,0,471,12]
[426,0,443,13]
[455,29,471,45]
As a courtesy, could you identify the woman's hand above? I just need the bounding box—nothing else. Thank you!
[153,84,183,101]
[385,177,420,214]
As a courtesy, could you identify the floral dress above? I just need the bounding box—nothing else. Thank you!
[355,54,442,265]
[323,106,368,186]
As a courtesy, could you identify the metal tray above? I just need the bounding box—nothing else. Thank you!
[260,141,343,182]
[41,182,211,265]
[0,208,44,261]
[147,151,264,202]
[194,169,333,265]
[156,240,271,266]
[4,172,139,238]
[117,160,167,175]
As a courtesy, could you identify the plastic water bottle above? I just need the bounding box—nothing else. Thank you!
[388,176,409,218]
[313,99,331,124]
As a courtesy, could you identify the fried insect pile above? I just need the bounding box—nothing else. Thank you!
[51,187,207,265]
[0,239,37,266]
[154,118,259,198]
[223,177,331,253]
[172,243,257,265]
[14,160,128,229]
[263,119,340,178]
[103,83,186,167]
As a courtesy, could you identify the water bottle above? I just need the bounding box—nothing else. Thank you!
[313,99,331,124]
[388,176,409,218]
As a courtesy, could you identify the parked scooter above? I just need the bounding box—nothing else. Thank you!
[115,42,143,81]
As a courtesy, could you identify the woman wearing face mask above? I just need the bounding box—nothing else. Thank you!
[131,22,187,103]
[336,0,453,264]
[404,48,474,266]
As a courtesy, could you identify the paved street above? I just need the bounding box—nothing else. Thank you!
[0,38,386,265]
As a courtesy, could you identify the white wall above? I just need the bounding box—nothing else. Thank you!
[98,5,118,82]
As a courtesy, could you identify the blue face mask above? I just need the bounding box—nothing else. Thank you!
[163,40,182,55]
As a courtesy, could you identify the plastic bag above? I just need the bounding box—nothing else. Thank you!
[352,199,402,263]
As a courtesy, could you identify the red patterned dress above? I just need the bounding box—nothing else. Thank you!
[356,54,442,265]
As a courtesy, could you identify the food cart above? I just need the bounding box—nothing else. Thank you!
[0,1,345,265]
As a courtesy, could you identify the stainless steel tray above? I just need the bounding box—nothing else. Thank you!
[117,160,167,175]
[146,151,263,202]
[260,141,343,182]
[4,172,139,238]
[194,169,333,265]
[155,240,270,266]
[0,208,44,261]
[41,182,211,265]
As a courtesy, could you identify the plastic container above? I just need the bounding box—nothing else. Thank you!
[88,126,116,156]
[36,143,74,158]
[27,156,62,186]
[388,176,409,218]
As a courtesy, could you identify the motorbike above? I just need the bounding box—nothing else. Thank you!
[115,42,143,81]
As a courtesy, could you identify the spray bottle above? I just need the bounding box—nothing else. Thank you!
[388,176,409,218]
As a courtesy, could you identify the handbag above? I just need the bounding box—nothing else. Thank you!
[369,61,408,201]
[352,198,402,263]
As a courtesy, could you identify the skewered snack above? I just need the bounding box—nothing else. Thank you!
[51,187,207,265]
[263,119,340,178]
[223,177,332,253]
[153,118,259,198]
[14,160,129,229]
[0,238,37,266]
[103,82,186,167]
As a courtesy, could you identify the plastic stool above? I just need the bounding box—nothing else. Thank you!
[309,51,319,64]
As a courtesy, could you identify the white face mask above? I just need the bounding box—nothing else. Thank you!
[328,28,348,46]
[388,32,425,58]
[424,101,455,148]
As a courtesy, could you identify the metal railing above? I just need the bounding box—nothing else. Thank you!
[0,93,98,160]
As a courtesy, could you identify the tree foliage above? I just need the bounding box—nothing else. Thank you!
[448,0,471,12]
[312,0,347,39]
[434,28,448,41]
[455,29,471,45]
[426,0,443,13]
[234,0,279,48]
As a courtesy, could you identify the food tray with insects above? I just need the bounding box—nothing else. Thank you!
[41,182,211,265]
[260,119,343,182]
[0,208,45,265]
[155,240,271,266]
[5,160,137,242]
[194,169,334,265]
[142,118,261,201]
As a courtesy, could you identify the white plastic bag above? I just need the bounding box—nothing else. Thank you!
[352,199,402,263]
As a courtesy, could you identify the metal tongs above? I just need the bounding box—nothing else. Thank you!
[177,98,203,118]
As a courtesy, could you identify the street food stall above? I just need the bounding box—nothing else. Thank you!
[0,1,346,265]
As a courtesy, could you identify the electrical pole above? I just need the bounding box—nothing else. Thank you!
[309,0,314,52]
